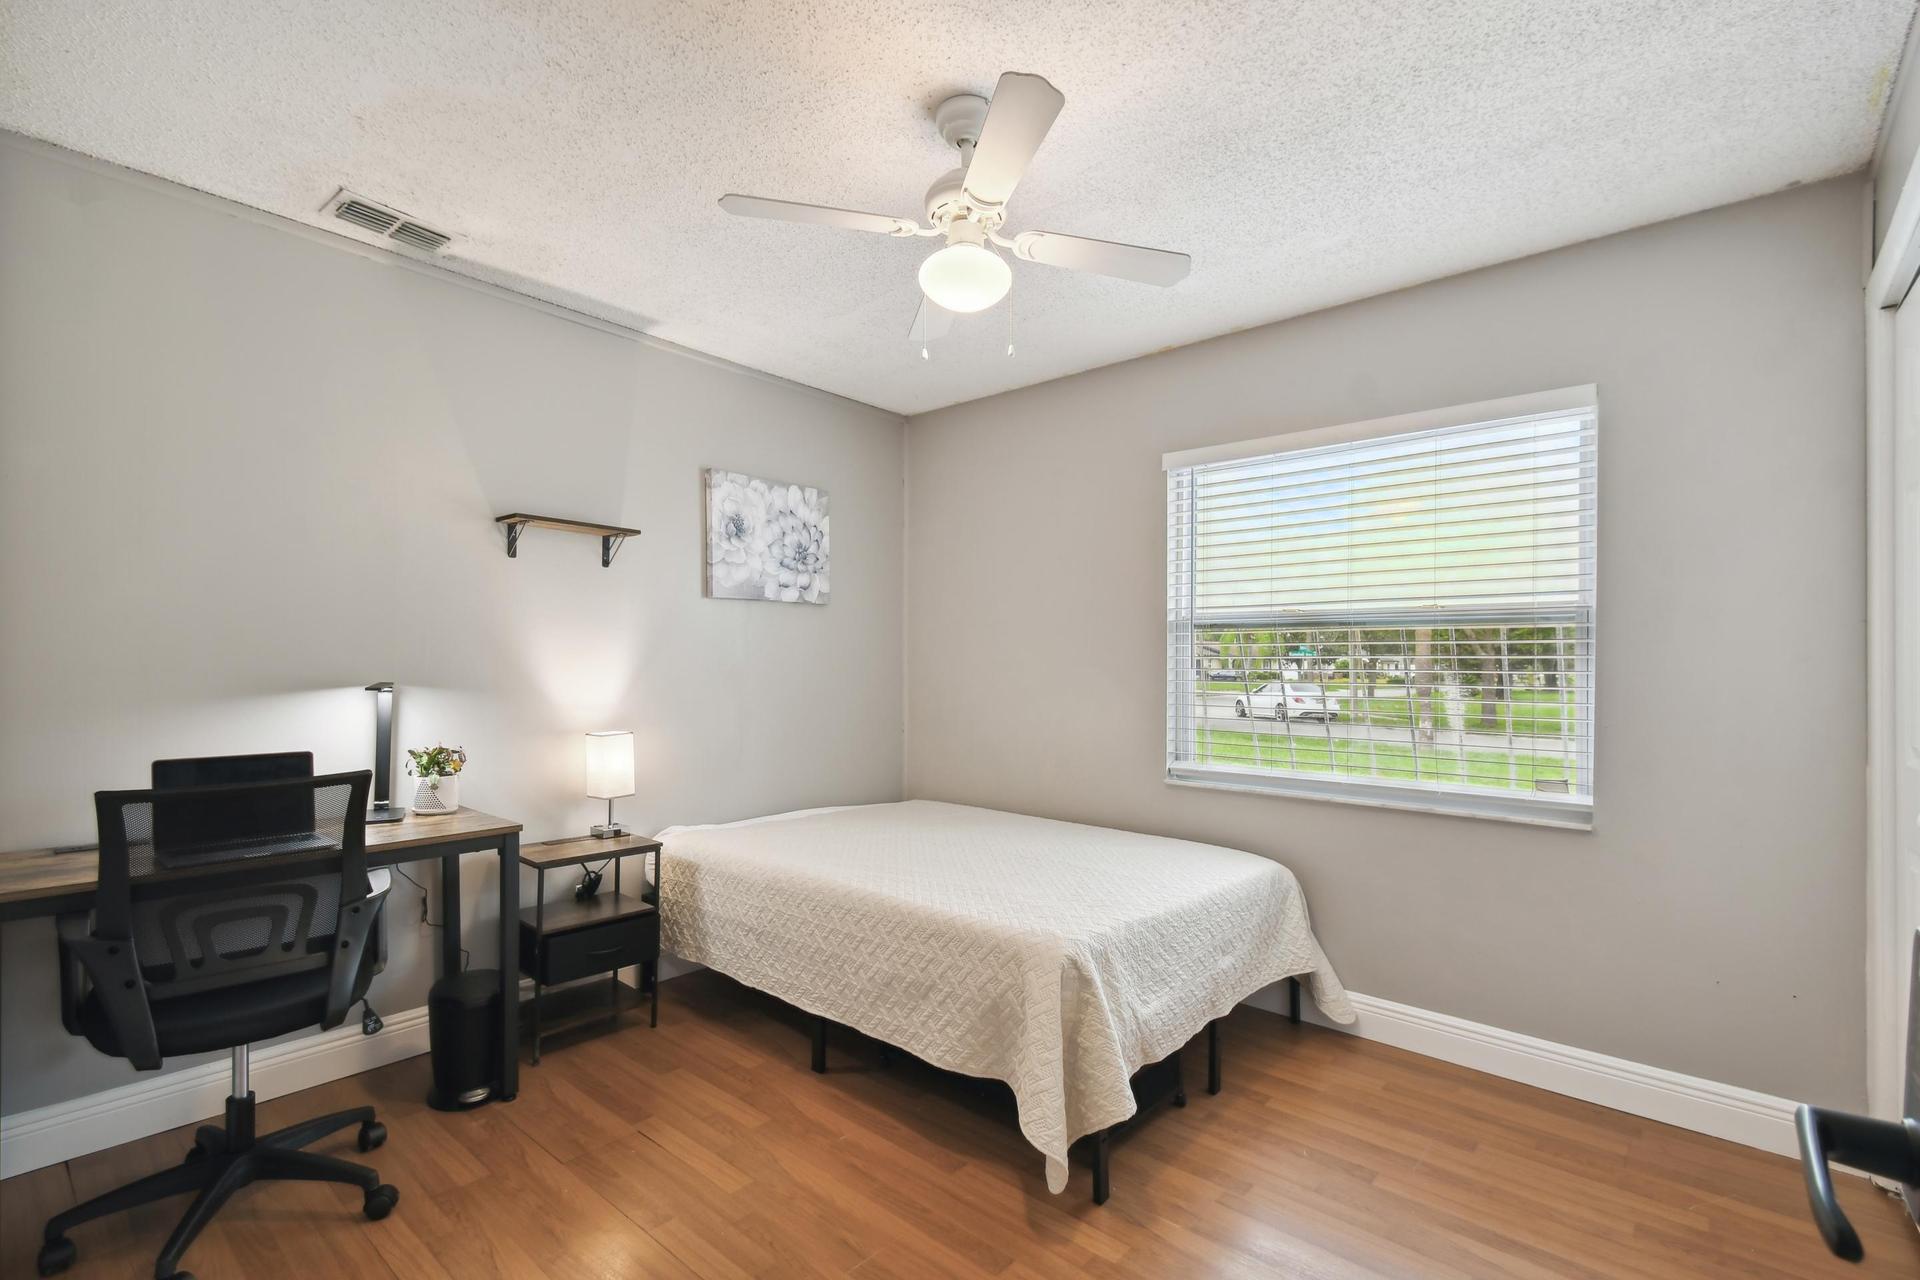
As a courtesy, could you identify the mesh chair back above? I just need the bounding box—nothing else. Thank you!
[93,772,373,998]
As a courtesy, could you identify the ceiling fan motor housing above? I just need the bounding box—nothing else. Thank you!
[924,167,973,224]
[926,93,1005,227]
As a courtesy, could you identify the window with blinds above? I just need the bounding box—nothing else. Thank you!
[1165,388,1596,826]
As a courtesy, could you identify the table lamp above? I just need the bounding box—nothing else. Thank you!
[585,730,634,838]
[365,682,405,824]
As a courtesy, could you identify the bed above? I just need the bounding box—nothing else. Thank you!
[657,800,1353,1198]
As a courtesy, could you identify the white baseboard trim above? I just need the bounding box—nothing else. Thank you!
[1247,983,1801,1158]
[0,1007,431,1180]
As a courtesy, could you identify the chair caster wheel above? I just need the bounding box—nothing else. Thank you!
[36,1236,75,1276]
[364,1183,399,1220]
[357,1121,387,1152]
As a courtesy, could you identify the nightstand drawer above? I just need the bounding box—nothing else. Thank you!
[519,906,658,986]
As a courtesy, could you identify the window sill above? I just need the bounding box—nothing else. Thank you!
[1165,766,1593,830]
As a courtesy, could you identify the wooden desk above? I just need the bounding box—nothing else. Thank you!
[0,808,524,1101]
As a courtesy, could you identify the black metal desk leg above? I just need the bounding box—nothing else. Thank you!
[649,847,661,1029]
[439,855,463,978]
[1092,1128,1111,1205]
[498,835,520,1100]
[811,1015,827,1073]
[531,866,544,1065]
[1207,1019,1222,1095]
[1289,976,1302,1024]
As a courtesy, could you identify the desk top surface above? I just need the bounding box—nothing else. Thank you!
[0,809,522,907]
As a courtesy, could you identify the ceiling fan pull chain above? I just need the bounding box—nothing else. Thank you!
[1007,281,1016,358]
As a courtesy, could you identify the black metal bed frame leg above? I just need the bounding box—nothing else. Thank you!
[1207,1019,1222,1095]
[1092,1128,1111,1205]
[811,1015,827,1073]
[1173,1049,1187,1107]
[1289,975,1302,1024]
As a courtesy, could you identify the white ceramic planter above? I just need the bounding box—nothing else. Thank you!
[408,773,460,817]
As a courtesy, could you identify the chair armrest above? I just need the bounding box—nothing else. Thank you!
[367,869,390,977]
[55,913,90,1036]
[57,917,161,1070]
[323,881,388,1030]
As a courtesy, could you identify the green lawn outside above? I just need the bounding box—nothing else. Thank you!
[1461,688,1579,736]
[1339,691,1451,733]
[1192,725,1574,792]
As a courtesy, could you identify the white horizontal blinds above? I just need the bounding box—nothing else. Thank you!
[1166,404,1597,808]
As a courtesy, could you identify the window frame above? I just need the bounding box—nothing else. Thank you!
[1164,386,1597,830]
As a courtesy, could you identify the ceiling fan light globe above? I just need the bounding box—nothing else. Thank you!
[918,243,1011,313]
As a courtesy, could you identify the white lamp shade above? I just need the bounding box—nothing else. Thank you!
[584,731,635,799]
[917,243,1011,313]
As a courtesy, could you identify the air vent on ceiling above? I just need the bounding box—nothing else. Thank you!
[334,198,400,235]
[390,221,451,253]
[323,188,455,255]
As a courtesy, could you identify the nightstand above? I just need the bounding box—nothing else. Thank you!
[518,833,662,1063]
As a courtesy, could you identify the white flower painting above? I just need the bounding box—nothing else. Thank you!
[704,469,831,605]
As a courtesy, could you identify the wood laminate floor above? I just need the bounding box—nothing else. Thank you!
[3,969,1915,1279]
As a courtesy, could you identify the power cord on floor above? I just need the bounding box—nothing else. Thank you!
[392,865,470,971]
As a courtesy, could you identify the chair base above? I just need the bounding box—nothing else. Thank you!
[38,1092,396,1280]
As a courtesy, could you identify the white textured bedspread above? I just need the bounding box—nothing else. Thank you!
[657,800,1353,1193]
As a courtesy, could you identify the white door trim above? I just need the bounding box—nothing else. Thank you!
[1867,164,1920,1120]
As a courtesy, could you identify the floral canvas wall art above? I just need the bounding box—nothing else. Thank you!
[705,469,831,604]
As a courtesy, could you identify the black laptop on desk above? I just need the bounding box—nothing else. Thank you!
[148,751,335,865]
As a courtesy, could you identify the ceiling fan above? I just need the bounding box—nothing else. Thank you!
[719,72,1190,353]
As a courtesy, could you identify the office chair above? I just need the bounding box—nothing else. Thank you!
[37,771,398,1280]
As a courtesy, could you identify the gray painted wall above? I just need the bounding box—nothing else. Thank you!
[904,179,1869,1108]
[0,138,905,1114]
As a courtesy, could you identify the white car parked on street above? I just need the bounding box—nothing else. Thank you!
[1233,681,1338,721]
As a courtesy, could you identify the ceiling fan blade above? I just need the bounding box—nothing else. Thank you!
[909,298,955,345]
[1010,230,1191,286]
[961,73,1065,209]
[718,194,919,237]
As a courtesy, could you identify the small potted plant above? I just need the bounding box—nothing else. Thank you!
[405,744,467,817]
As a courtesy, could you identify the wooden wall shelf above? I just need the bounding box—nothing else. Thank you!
[496,513,641,567]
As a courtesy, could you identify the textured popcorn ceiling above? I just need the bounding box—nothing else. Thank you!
[1,1,1911,415]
